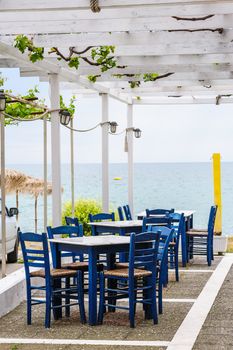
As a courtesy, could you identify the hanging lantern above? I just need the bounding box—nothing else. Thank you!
[134,128,142,138]
[59,110,71,126]
[0,90,6,111]
[109,121,118,133]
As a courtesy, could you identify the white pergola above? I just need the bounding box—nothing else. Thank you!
[0,1,232,276]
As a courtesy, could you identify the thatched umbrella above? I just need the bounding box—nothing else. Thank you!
[18,176,53,233]
[2,169,27,194]
[0,169,28,220]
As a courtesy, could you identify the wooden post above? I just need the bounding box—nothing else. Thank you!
[35,195,38,233]
[101,93,109,212]
[16,190,19,221]
[43,114,48,232]
[70,118,75,217]
[0,111,6,278]
[49,74,61,227]
[127,104,134,217]
[212,153,222,235]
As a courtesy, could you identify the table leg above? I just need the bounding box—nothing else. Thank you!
[181,227,187,267]
[53,243,62,319]
[107,252,116,312]
[88,248,97,326]
[119,228,127,262]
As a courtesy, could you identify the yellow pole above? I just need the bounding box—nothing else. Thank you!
[212,153,222,235]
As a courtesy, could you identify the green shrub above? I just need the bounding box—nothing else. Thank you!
[62,199,102,235]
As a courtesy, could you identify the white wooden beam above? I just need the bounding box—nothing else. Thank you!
[133,96,233,105]
[0,0,230,11]
[0,14,232,35]
[19,62,233,75]
[33,30,233,48]
[101,93,109,212]
[127,104,134,217]
[1,1,233,18]
[49,73,61,227]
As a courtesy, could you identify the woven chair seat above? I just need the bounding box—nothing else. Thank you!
[62,261,89,271]
[186,230,208,237]
[115,262,129,269]
[62,261,104,271]
[30,268,77,278]
[104,268,152,278]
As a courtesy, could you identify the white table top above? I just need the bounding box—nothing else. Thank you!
[49,235,130,247]
[137,210,195,218]
[88,220,143,228]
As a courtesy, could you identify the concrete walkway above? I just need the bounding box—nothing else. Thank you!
[0,255,231,350]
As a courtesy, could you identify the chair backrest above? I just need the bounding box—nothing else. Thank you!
[169,212,185,244]
[47,225,83,266]
[89,212,115,235]
[146,208,175,217]
[118,207,125,221]
[128,231,161,278]
[89,212,115,222]
[208,205,218,237]
[65,216,79,226]
[19,232,50,280]
[123,205,132,220]
[148,226,174,269]
[142,216,172,232]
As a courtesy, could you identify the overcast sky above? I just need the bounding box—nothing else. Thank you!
[2,68,233,164]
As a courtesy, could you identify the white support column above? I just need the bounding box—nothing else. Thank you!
[43,115,47,232]
[70,118,75,217]
[49,74,61,226]
[101,93,109,212]
[127,104,134,216]
[0,111,6,278]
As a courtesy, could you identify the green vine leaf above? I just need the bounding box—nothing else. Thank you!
[143,73,159,82]
[68,57,80,69]
[129,81,141,88]
[88,75,101,83]
[14,35,44,63]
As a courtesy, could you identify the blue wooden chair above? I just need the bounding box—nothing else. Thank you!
[117,207,125,221]
[47,226,89,271]
[186,206,217,266]
[148,226,174,314]
[19,232,86,328]
[89,212,115,236]
[168,213,185,282]
[98,230,161,328]
[65,216,80,227]
[142,215,172,232]
[146,208,175,217]
[123,205,132,220]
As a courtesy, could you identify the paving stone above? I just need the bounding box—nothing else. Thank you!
[193,263,233,349]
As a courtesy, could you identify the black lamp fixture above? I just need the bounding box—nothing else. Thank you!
[133,128,142,138]
[59,109,71,126]
[0,90,6,112]
[126,127,142,138]
[109,121,118,133]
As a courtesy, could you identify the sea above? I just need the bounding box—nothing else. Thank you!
[5,162,233,236]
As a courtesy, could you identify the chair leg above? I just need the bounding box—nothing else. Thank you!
[175,249,179,282]
[129,281,135,328]
[65,278,70,317]
[158,280,163,314]
[45,288,51,328]
[151,280,158,325]
[26,282,32,325]
[77,272,86,324]
[98,272,105,325]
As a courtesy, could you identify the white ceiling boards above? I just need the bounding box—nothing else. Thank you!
[0,0,233,105]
